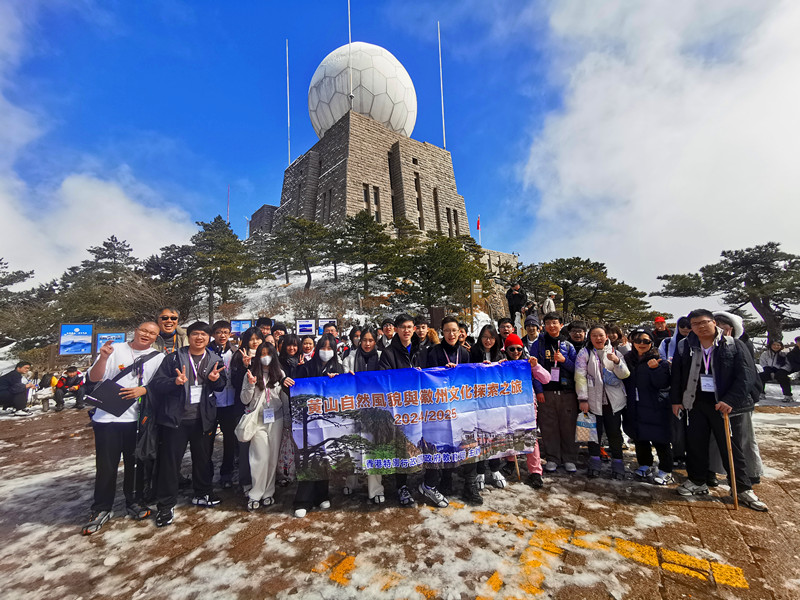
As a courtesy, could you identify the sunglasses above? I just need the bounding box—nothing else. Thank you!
[506,347,524,352]
[160,316,178,321]
[634,339,652,345]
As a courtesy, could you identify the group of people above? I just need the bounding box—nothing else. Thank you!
[2,300,788,537]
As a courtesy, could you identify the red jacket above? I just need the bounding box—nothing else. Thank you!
[56,372,84,389]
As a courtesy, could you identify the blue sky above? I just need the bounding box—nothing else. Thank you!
[8,1,554,251]
[2,0,799,323]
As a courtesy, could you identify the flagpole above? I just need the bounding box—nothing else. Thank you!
[438,20,446,150]
[286,38,291,166]
[478,214,481,246]
[227,185,230,224]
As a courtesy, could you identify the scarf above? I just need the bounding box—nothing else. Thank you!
[354,347,380,372]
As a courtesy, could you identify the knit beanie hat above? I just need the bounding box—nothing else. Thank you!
[504,334,524,349]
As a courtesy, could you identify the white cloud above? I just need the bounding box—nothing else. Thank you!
[521,0,800,312]
[0,0,196,282]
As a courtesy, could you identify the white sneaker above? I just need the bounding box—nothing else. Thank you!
[370,494,385,505]
[563,462,577,473]
[294,508,307,518]
[13,409,32,417]
[418,483,449,508]
[318,500,331,510]
[488,471,507,488]
[544,461,558,472]
[476,474,485,490]
[738,490,768,512]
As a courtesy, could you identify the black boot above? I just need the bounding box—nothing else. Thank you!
[462,476,483,506]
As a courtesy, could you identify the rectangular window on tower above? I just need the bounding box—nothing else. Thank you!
[327,188,333,224]
[454,209,460,236]
[433,188,442,233]
[363,183,370,215]
[414,172,424,230]
[373,186,381,223]
[446,207,453,238]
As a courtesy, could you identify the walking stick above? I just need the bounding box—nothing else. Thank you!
[514,454,522,482]
[722,412,738,510]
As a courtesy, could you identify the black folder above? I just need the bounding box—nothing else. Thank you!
[86,380,137,417]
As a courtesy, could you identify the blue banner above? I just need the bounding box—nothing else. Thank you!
[289,361,536,477]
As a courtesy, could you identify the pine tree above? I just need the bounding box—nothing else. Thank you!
[656,242,800,341]
[339,210,392,292]
[192,216,260,321]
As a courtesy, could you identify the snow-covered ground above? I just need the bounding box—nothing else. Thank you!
[1,394,798,599]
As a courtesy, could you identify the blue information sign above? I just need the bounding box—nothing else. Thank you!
[97,332,126,347]
[59,324,94,355]
[231,320,252,334]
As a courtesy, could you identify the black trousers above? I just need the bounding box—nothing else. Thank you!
[92,421,145,512]
[0,391,27,410]
[760,368,792,396]
[686,398,750,491]
[212,404,238,480]
[294,480,329,509]
[156,420,214,509]
[54,387,85,406]
[588,404,624,459]
[634,441,673,472]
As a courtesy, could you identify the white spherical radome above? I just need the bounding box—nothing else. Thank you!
[308,42,417,139]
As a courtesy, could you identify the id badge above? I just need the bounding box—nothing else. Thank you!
[700,374,716,393]
[587,377,595,388]
[190,385,203,404]
[550,367,560,381]
[263,408,275,423]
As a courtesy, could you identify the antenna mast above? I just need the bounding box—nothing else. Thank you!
[286,39,291,166]
[438,21,446,150]
[348,0,354,109]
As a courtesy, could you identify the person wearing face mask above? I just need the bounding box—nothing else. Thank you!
[300,336,315,363]
[240,342,291,510]
[575,325,630,480]
[342,327,387,504]
[292,333,343,518]
[230,327,265,492]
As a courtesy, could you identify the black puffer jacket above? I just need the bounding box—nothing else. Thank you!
[379,335,420,370]
[623,348,672,444]
[670,331,754,415]
[150,347,226,431]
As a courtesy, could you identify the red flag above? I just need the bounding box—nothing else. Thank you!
[477,215,481,230]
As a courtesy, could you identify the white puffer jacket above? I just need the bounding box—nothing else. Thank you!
[575,343,631,415]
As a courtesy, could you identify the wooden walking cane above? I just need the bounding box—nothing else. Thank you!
[722,412,738,510]
[514,454,522,482]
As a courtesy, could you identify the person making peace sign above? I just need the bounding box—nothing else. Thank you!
[149,321,228,528]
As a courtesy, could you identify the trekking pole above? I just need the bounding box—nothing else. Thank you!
[722,412,738,510]
[514,455,521,482]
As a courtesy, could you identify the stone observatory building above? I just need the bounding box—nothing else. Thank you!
[250,41,470,241]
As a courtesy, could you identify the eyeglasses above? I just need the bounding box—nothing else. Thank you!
[691,319,714,327]
[160,316,178,321]
[506,347,523,352]
[634,339,652,345]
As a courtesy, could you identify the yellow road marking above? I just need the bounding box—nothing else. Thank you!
[309,506,751,594]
